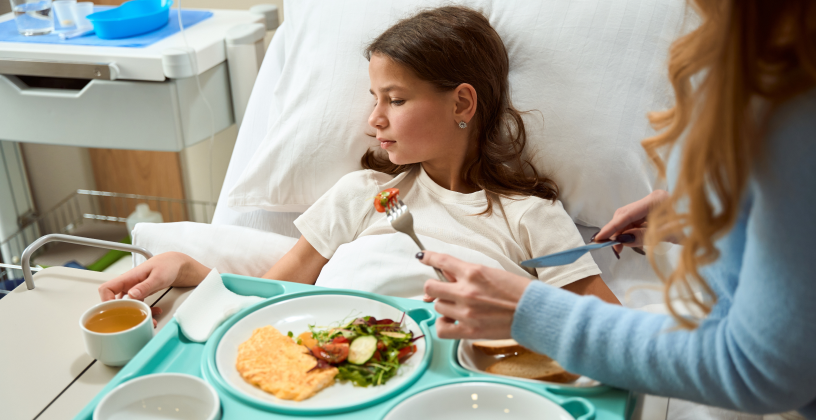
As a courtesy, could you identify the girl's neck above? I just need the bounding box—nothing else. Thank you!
[421,161,481,194]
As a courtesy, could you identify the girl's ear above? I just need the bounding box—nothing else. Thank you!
[453,83,478,124]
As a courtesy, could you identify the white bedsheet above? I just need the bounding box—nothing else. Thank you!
[316,233,505,300]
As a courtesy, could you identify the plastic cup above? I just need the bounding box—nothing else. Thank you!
[52,0,76,28]
[71,1,93,30]
[9,0,54,36]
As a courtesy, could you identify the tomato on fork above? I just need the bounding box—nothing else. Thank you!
[374,188,400,213]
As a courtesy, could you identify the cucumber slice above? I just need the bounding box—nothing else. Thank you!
[348,335,378,364]
[380,331,410,339]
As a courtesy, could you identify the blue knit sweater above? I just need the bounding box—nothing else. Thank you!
[512,89,816,417]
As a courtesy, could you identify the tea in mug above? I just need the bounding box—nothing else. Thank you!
[84,306,147,333]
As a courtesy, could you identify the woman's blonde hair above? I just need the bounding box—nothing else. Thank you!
[643,0,816,328]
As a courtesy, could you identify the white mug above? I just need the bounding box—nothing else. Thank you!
[79,299,153,367]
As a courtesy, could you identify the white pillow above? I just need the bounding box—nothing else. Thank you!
[228,0,691,228]
[131,222,297,277]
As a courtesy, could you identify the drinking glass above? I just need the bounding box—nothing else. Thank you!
[9,0,54,36]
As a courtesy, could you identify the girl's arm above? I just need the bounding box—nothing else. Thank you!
[562,274,620,305]
[262,236,329,285]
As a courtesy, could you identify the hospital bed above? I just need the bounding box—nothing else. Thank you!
[1,1,769,418]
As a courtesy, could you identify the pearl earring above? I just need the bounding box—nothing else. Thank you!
[458,121,467,129]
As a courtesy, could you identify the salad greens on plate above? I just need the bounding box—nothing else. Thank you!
[292,314,423,387]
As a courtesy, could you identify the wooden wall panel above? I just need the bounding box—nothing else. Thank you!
[88,149,187,221]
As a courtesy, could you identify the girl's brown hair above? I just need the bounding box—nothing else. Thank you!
[362,6,557,215]
[642,0,816,328]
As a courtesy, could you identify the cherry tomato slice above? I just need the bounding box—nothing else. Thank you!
[332,336,349,344]
[373,188,399,213]
[397,344,417,363]
[310,342,350,364]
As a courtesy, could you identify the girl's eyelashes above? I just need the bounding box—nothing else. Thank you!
[372,99,405,107]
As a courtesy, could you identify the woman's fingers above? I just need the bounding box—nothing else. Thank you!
[595,190,668,241]
[434,315,512,340]
[433,299,469,320]
[596,210,647,242]
[416,251,468,281]
[434,316,460,339]
[424,279,463,303]
[611,227,647,253]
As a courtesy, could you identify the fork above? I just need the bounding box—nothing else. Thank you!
[385,198,450,282]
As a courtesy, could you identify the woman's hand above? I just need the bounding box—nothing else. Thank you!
[594,189,669,254]
[97,252,210,326]
[418,251,531,339]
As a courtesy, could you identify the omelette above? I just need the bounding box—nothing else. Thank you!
[236,325,338,401]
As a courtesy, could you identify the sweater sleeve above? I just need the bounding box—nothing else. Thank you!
[511,90,816,414]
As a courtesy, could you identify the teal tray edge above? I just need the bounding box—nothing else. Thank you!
[74,274,632,420]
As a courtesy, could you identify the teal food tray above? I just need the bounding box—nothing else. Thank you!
[74,275,634,419]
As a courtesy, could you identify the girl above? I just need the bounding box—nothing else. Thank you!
[100,7,618,306]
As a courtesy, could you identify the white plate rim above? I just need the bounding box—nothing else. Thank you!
[456,339,607,393]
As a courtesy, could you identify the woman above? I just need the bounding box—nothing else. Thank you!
[419,0,816,416]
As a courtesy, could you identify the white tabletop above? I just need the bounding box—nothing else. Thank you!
[0,9,263,81]
[0,267,193,419]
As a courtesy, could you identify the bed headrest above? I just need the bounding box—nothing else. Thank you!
[227,0,694,228]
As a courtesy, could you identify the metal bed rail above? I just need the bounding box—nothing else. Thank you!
[0,190,214,294]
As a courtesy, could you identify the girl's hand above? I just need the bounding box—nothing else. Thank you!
[97,252,210,327]
[594,189,669,254]
[418,251,531,339]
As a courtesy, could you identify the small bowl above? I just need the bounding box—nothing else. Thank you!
[86,0,172,39]
[94,373,221,420]
[384,381,575,420]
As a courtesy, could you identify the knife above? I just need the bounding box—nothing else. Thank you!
[520,234,636,268]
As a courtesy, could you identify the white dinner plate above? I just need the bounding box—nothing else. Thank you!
[384,381,576,420]
[215,293,429,413]
[457,339,603,390]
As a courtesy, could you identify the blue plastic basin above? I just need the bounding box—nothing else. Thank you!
[87,0,173,40]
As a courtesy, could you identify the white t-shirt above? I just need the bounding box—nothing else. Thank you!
[294,166,600,292]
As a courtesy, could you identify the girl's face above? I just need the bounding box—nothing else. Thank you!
[368,54,471,167]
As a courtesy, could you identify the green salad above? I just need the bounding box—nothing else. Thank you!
[292,314,423,387]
